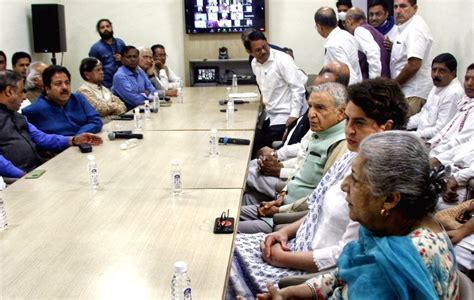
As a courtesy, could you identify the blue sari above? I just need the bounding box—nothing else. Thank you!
[337,226,455,300]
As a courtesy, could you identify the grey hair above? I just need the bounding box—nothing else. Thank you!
[25,61,47,90]
[0,70,23,93]
[359,131,441,219]
[310,82,347,107]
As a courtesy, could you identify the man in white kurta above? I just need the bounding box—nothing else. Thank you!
[245,31,306,156]
[407,53,464,140]
[429,65,474,156]
[314,7,362,85]
[390,0,433,117]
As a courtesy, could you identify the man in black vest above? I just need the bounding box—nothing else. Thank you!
[0,71,102,178]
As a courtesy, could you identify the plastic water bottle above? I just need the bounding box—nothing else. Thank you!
[171,160,182,194]
[232,74,238,93]
[134,107,143,130]
[144,100,151,120]
[177,80,184,104]
[153,91,160,113]
[171,261,192,300]
[209,128,219,156]
[0,195,8,231]
[87,154,99,189]
[226,87,234,124]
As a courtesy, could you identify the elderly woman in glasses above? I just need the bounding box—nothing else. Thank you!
[77,57,126,118]
[257,131,459,299]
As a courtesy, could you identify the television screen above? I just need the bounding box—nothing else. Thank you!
[184,0,265,34]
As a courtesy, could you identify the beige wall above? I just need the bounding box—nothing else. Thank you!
[1,0,472,89]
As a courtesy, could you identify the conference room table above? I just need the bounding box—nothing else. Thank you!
[116,86,261,131]
[0,85,260,299]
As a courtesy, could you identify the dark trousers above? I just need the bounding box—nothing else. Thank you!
[252,119,286,158]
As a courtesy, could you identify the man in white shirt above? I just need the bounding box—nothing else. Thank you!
[150,44,181,91]
[407,53,464,140]
[344,7,390,79]
[244,31,307,157]
[432,137,474,208]
[429,64,474,156]
[390,0,433,117]
[314,7,362,85]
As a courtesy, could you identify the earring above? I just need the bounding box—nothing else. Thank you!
[380,209,390,217]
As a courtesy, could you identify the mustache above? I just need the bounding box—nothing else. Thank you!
[433,77,441,83]
[60,89,70,95]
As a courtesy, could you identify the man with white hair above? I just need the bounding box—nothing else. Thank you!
[25,61,47,102]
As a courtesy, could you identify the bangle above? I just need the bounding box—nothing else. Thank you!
[72,136,77,146]
[306,282,317,300]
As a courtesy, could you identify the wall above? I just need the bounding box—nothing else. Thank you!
[0,0,472,89]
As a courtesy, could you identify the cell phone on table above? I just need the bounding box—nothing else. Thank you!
[25,169,46,179]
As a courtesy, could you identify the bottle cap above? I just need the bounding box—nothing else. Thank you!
[171,159,180,166]
[211,128,217,134]
[134,108,140,113]
[174,261,187,273]
[144,100,149,104]
[154,91,158,96]
[87,154,96,161]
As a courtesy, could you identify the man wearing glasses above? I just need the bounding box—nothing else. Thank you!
[151,44,181,93]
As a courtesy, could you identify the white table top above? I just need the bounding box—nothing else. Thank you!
[107,86,261,131]
[1,188,241,299]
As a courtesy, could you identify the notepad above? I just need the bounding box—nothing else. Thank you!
[229,92,259,99]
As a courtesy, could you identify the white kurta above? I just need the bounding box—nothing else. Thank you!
[390,15,433,98]
[407,78,464,139]
[324,27,363,85]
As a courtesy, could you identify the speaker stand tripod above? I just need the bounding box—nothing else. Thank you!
[51,52,57,65]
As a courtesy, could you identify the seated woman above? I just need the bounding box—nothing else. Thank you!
[77,57,127,118]
[257,131,459,299]
[227,78,408,297]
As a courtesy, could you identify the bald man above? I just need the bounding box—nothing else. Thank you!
[315,61,350,87]
[314,7,362,85]
[25,61,48,102]
[345,7,390,79]
[138,47,166,99]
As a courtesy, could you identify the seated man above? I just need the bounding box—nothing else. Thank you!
[77,57,127,118]
[0,71,102,178]
[0,51,6,71]
[151,44,181,91]
[112,46,156,109]
[429,63,474,156]
[22,65,103,136]
[25,61,48,102]
[247,70,343,199]
[431,136,474,208]
[11,51,31,80]
[407,53,464,140]
[138,47,167,98]
[240,82,347,233]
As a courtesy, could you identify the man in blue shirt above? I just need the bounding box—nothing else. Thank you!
[89,19,126,88]
[112,46,156,110]
[0,70,102,178]
[22,65,103,136]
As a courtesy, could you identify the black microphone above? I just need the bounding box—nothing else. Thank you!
[218,99,249,105]
[218,136,251,145]
[108,131,144,140]
[139,108,159,113]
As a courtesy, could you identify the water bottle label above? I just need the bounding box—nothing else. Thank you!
[173,174,182,189]
[90,168,99,186]
[183,288,192,299]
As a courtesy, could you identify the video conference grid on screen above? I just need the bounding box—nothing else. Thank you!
[188,0,261,33]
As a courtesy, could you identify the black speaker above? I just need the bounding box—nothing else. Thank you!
[31,4,67,53]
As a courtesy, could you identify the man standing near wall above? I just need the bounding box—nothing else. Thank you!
[244,31,306,157]
[390,0,433,117]
[368,0,397,46]
[315,7,362,85]
[89,19,126,88]
[345,7,390,79]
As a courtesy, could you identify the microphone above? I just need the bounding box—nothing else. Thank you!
[108,131,144,140]
[218,99,249,105]
[139,108,159,113]
[218,136,251,145]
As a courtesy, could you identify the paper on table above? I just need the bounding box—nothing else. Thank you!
[230,92,259,100]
